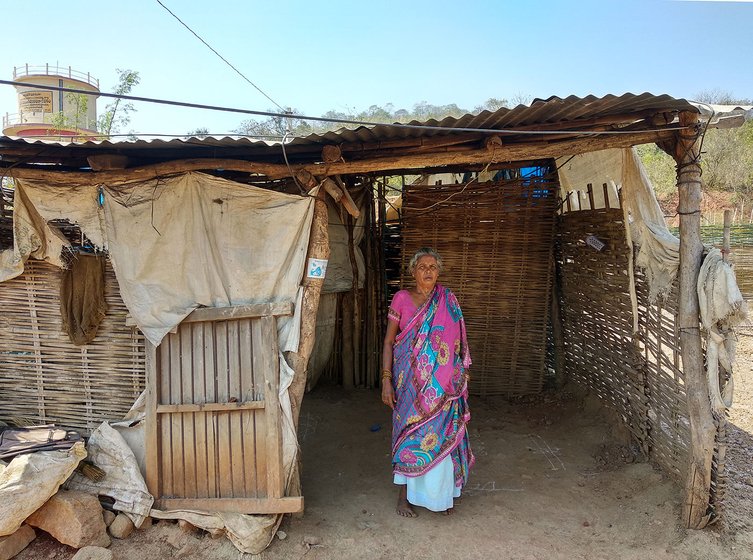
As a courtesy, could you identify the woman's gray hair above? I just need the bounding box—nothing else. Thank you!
[408,247,444,274]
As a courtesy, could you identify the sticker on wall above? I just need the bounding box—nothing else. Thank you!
[585,235,606,252]
[307,258,328,279]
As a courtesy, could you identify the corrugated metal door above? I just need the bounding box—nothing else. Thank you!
[144,302,302,513]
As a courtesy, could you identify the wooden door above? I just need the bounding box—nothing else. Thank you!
[144,302,302,513]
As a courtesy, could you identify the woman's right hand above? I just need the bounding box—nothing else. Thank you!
[381,380,396,409]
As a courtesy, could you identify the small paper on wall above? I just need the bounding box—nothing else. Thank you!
[307,258,328,279]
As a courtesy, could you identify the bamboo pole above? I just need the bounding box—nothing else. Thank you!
[675,111,716,529]
[341,290,355,388]
[285,188,330,497]
[550,263,566,388]
[345,209,363,387]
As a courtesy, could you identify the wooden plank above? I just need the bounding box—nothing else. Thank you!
[159,340,173,498]
[156,401,265,414]
[203,322,218,499]
[251,321,267,498]
[182,302,294,324]
[180,324,198,499]
[226,321,245,496]
[156,497,304,514]
[192,324,208,499]
[144,341,160,499]
[168,332,185,498]
[239,319,258,497]
[125,302,294,328]
[261,315,284,498]
[214,321,233,498]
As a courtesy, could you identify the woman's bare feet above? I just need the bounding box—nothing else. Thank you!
[396,485,417,517]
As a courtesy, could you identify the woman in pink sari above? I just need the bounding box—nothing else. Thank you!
[381,248,474,517]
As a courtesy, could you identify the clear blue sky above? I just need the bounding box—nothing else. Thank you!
[1,0,751,137]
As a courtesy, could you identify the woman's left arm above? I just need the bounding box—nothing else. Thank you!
[381,319,400,409]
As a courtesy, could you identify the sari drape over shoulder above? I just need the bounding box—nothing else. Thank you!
[390,284,474,489]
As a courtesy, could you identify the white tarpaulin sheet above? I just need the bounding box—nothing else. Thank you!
[1,173,315,347]
[103,172,314,346]
[0,442,86,536]
[0,180,103,282]
[698,248,750,416]
[558,148,681,331]
[67,422,153,528]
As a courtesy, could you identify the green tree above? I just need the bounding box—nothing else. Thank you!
[185,127,210,139]
[98,69,141,137]
[49,92,89,137]
[635,143,676,197]
[233,97,522,139]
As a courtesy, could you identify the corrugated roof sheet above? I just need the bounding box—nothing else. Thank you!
[0,93,698,154]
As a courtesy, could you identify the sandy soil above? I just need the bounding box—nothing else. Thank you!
[15,320,753,560]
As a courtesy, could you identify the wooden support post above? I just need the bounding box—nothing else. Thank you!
[550,269,566,388]
[676,111,716,529]
[286,189,330,496]
[722,209,731,263]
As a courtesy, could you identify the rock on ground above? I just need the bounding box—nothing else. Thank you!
[25,491,110,549]
[0,525,35,560]
[71,546,113,560]
[102,511,116,528]
[108,514,134,540]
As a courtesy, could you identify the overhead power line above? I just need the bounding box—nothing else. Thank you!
[0,80,692,137]
[155,0,287,113]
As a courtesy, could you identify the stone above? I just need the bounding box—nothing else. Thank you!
[102,511,116,527]
[178,520,198,534]
[108,514,134,540]
[207,527,224,539]
[71,546,113,560]
[0,525,35,560]
[25,490,110,549]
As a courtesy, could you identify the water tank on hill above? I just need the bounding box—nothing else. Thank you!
[2,63,100,139]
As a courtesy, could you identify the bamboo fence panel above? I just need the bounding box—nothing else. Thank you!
[557,209,649,444]
[0,259,145,434]
[558,205,726,516]
[400,177,558,396]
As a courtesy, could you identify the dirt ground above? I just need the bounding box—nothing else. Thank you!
[15,320,753,560]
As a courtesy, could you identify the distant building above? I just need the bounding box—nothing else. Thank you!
[2,64,100,139]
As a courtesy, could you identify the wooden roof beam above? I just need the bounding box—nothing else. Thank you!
[265,128,677,179]
[2,128,678,184]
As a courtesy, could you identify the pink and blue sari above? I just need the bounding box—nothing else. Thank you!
[390,284,474,490]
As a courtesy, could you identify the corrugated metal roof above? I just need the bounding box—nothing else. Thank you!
[286,92,699,146]
[0,92,698,154]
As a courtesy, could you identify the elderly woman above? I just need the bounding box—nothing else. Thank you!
[381,247,474,517]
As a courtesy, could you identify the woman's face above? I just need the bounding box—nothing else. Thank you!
[413,255,439,292]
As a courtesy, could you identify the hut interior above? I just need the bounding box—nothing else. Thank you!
[0,94,746,531]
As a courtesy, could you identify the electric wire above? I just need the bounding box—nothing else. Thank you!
[0,80,693,138]
[155,0,286,113]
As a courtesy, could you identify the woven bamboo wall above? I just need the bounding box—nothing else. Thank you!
[400,176,558,396]
[0,260,146,434]
[557,207,694,486]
